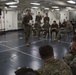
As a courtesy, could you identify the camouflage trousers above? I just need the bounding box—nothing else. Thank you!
[23,24,31,43]
[57,29,66,39]
[43,29,49,38]
[33,29,40,37]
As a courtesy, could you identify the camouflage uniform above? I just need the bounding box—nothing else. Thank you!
[38,58,72,75]
[57,25,66,40]
[34,23,41,37]
[63,53,73,65]
[70,56,76,75]
[51,24,58,39]
[35,15,42,23]
[63,48,76,65]
[44,16,50,23]
[35,15,42,38]
[22,14,33,44]
[42,23,50,38]
[66,23,73,41]
[63,53,76,75]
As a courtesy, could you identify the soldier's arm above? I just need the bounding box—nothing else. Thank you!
[49,24,51,27]
[56,24,58,29]
[48,17,50,22]
[31,15,33,20]
[44,17,45,23]
[35,15,37,21]
[63,53,73,65]
[40,15,42,20]
[51,24,53,28]
[22,17,24,24]
[71,25,73,31]
[70,58,76,75]
[70,57,76,68]
[29,15,33,25]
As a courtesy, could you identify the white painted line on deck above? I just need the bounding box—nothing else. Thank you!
[59,41,70,44]
[0,44,25,53]
[14,49,41,60]
[0,37,24,44]
[0,39,70,53]
[0,38,70,60]
[1,43,41,60]
[0,49,11,53]
[0,41,8,43]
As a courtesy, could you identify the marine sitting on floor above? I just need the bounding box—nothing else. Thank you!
[63,35,76,75]
[38,45,73,75]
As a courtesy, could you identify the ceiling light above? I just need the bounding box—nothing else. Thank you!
[44,8,49,10]
[66,7,74,10]
[52,6,59,8]
[67,0,76,4]
[66,7,72,9]
[9,6,18,8]
[5,6,8,9]
[66,7,71,8]
[32,7,39,9]
[0,0,7,1]
[6,2,19,5]
[51,9,54,11]
[54,1,67,6]
[30,3,40,5]
[55,9,60,11]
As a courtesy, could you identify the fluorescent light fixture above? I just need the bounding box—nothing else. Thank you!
[52,9,54,11]
[5,7,8,9]
[67,0,75,4]
[66,7,74,10]
[1,0,7,1]
[44,8,49,10]
[66,7,71,8]
[55,9,60,10]
[9,6,18,8]
[32,7,39,9]
[54,1,67,6]
[66,7,72,9]
[30,3,40,5]
[52,6,59,8]
[6,2,19,5]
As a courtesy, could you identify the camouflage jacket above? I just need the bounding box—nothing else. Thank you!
[38,58,72,75]
[70,55,76,67]
[63,53,76,65]
[70,57,76,75]
[63,53,74,65]
[42,24,50,30]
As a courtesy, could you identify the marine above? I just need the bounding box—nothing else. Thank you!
[38,45,73,75]
[22,8,33,46]
[42,20,50,38]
